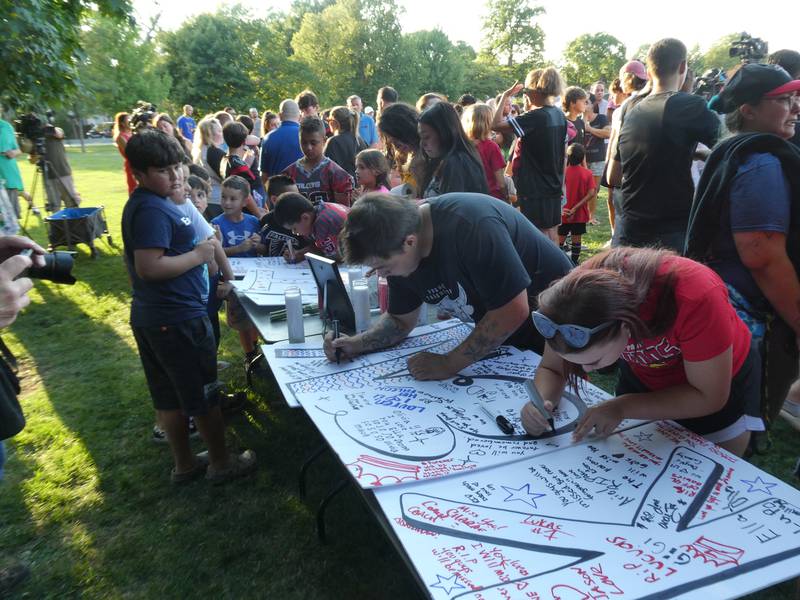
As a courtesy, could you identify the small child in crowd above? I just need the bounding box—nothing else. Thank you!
[212,175,263,367]
[461,103,507,201]
[559,143,596,264]
[121,129,255,485]
[222,121,265,218]
[186,174,235,356]
[273,192,349,263]
[282,116,354,206]
[355,149,391,195]
[259,174,306,258]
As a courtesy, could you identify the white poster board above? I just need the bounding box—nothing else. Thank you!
[229,257,317,304]
[264,320,635,488]
[374,420,800,599]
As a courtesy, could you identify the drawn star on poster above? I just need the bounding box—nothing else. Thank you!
[501,483,546,509]
[740,476,777,495]
[429,573,465,594]
[633,431,654,442]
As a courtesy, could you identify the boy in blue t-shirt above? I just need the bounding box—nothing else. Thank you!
[211,175,263,365]
[122,130,255,485]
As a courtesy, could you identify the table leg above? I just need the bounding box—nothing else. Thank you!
[316,479,350,544]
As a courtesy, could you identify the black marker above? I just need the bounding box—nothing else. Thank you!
[479,403,515,435]
[332,319,341,365]
[524,379,556,433]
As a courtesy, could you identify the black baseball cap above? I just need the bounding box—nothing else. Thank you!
[712,63,800,113]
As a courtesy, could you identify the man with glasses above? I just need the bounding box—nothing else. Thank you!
[324,192,572,380]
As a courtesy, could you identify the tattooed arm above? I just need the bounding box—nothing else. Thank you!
[323,306,420,362]
[407,290,530,380]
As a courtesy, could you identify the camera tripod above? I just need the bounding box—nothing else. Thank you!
[20,153,77,237]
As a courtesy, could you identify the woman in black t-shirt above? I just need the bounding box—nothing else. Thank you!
[324,106,367,180]
[492,67,568,243]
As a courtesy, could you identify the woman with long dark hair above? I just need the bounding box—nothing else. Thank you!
[521,247,762,456]
[415,101,488,198]
[377,103,421,195]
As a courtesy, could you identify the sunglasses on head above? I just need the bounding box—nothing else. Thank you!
[531,311,615,349]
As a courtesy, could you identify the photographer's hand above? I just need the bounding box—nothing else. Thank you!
[0,253,36,328]
[0,236,46,268]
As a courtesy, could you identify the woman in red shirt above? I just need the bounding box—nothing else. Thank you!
[520,247,761,456]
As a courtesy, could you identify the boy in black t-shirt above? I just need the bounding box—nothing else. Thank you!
[259,174,308,257]
[222,121,265,218]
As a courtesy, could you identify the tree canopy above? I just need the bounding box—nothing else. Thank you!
[561,33,627,88]
[1,0,133,110]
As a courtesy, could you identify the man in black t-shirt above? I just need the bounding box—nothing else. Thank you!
[324,193,573,380]
[607,38,720,251]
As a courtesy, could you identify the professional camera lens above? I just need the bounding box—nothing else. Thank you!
[27,252,76,285]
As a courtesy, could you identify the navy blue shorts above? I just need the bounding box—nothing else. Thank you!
[132,316,218,415]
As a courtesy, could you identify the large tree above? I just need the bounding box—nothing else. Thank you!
[159,9,265,113]
[1,0,133,110]
[291,0,404,105]
[402,29,467,101]
[561,33,627,88]
[76,15,171,117]
[481,0,545,70]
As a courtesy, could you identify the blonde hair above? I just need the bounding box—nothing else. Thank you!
[461,103,493,141]
[192,116,222,163]
[524,67,564,99]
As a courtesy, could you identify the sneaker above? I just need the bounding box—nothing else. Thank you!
[783,400,800,417]
[152,418,200,444]
[217,360,231,371]
[0,563,30,595]
[170,452,211,485]
[205,449,257,485]
[152,424,168,444]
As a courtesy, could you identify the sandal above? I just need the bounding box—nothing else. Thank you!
[205,450,257,486]
[170,452,210,485]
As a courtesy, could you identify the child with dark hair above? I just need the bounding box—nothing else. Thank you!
[355,149,391,194]
[121,130,256,484]
[559,144,595,264]
[235,114,266,204]
[222,122,265,217]
[282,116,354,206]
[273,191,349,262]
[211,175,263,367]
[259,174,306,257]
[324,106,366,179]
[562,86,588,146]
[415,101,489,198]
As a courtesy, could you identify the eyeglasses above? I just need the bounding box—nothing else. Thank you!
[531,311,615,349]
[765,94,800,108]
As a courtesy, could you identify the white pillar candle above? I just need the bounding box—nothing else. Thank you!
[352,278,371,333]
[285,286,305,343]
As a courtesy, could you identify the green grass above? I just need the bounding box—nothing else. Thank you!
[1,146,798,599]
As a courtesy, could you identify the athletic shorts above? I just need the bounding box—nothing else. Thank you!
[558,222,587,236]
[132,316,218,415]
[518,196,562,230]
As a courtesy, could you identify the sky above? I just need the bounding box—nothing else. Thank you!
[132,0,793,62]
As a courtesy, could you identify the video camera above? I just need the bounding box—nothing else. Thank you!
[693,68,726,99]
[129,101,157,130]
[729,32,768,63]
[13,111,56,157]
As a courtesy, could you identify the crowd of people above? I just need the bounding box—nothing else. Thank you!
[85,37,800,487]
